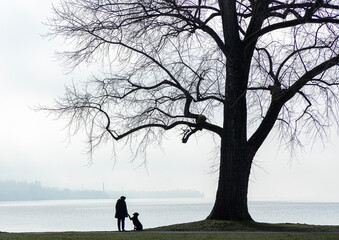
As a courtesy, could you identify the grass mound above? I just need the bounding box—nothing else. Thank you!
[150,220,339,232]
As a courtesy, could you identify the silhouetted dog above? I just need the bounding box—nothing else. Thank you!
[129,212,143,231]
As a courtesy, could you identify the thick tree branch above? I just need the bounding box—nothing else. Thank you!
[255,18,339,41]
[243,0,271,56]
[248,54,339,156]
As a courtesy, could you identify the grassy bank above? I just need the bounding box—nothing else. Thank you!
[151,219,339,232]
[1,232,339,240]
[1,220,339,240]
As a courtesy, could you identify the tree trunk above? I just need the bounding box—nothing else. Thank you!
[207,48,253,220]
[207,113,253,220]
[207,137,253,220]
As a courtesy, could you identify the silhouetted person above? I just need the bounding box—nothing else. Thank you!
[115,196,128,231]
[129,212,143,231]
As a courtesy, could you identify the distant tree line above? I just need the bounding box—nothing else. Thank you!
[0,181,109,201]
[0,181,204,201]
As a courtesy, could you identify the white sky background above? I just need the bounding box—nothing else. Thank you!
[1,0,339,202]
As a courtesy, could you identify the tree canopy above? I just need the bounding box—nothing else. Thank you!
[46,0,339,220]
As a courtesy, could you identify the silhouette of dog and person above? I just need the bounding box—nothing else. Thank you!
[115,196,143,231]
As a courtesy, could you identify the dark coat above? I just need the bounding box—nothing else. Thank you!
[115,199,128,219]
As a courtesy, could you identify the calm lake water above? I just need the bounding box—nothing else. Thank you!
[0,198,338,232]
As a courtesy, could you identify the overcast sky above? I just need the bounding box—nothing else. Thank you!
[1,0,339,202]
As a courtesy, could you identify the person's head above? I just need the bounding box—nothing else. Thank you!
[120,196,126,200]
[133,212,139,217]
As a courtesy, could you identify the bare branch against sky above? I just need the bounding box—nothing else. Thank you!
[0,0,338,207]
[41,0,339,220]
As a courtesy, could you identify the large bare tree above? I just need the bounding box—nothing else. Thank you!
[46,0,339,220]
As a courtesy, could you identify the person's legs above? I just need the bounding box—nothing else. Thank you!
[121,217,125,231]
[117,218,121,231]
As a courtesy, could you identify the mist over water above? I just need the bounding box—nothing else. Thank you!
[0,198,339,233]
[249,201,339,225]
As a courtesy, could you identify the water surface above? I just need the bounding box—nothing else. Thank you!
[0,198,338,232]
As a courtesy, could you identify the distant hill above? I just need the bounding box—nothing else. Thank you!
[0,181,204,201]
[0,181,109,201]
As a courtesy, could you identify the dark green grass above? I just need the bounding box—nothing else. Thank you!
[1,220,339,240]
[1,232,339,240]
[150,219,339,232]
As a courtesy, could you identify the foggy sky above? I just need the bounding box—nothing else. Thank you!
[1,0,339,201]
